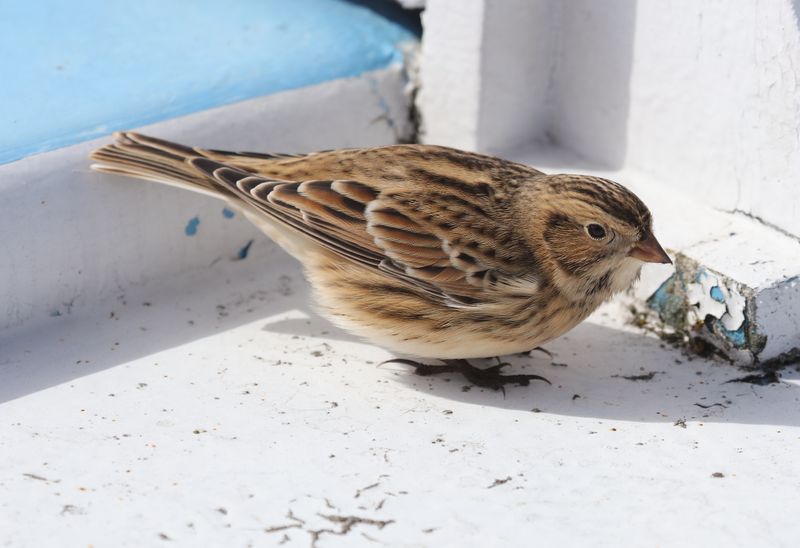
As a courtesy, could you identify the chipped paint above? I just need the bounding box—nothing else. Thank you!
[648,255,759,363]
[647,273,686,329]
[184,216,200,236]
[686,269,746,333]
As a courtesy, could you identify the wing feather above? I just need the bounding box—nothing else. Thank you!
[190,158,537,305]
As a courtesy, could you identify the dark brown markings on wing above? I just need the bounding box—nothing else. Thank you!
[192,159,382,268]
[205,149,309,160]
[267,183,363,227]
[403,146,540,180]
[331,180,379,204]
[408,167,494,198]
[298,181,366,217]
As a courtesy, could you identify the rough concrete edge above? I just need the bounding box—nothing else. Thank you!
[645,254,799,369]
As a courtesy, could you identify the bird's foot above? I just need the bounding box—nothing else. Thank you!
[523,346,554,359]
[382,358,550,392]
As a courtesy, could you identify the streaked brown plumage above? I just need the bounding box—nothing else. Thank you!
[90,132,670,387]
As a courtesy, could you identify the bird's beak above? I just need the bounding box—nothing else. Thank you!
[629,231,672,264]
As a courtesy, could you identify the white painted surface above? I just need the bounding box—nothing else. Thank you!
[3,241,800,547]
[417,0,485,150]
[548,0,636,167]
[420,0,800,237]
[565,1,800,238]
[418,0,557,152]
[0,67,411,333]
[477,0,558,153]
[757,278,800,361]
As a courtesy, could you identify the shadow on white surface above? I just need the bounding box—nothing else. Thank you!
[388,320,800,427]
[4,238,797,428]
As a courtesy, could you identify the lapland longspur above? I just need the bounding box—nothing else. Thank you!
[90,133,670,389]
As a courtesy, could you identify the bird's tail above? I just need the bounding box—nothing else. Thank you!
[89,132,228,199]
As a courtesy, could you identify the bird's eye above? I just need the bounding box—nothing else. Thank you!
[586,223,607,240]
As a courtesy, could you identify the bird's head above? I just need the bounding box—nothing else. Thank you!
[520,174,670,302]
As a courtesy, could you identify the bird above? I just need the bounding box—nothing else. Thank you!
[90,132,671,390]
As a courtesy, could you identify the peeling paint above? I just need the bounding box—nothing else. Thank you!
[184,216,200,236]
[648,255,759,363]
[647,273,687,330]
[686,269,746,333]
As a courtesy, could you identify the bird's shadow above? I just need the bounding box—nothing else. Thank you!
[3,245,798,428]
[260,290,800,428]
[385,323,800,427]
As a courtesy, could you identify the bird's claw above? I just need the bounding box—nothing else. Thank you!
[382,357,550,391]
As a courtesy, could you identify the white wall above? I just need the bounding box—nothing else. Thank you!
[549,0,636,168]
[417,0,485,150]
[418,0,556,152]
[557,0,800,238]
[420,0,800,237]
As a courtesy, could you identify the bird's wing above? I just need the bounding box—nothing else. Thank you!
[191,158,538,305]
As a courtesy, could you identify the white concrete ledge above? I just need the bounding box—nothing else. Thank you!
[3,235,800,546]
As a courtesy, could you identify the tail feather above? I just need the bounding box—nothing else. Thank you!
[90,132,229,198]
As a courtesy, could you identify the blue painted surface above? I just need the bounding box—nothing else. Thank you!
[222,208,236,219]
[184,216,200,236]
[709,286,725,303]
[0,0,419,165]
[719,323,747,347]
[648,276,674,312]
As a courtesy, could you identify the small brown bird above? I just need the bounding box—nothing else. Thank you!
[90,133,670,389]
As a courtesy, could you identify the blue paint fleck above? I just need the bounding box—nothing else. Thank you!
[185,216,200,236]
[648,276,674,311]
[709,286,725,303]
[236,239,254,260]
[721,325,747,346]
[707,314,748,348]
[222,207,235,219]
[647,274,683,313]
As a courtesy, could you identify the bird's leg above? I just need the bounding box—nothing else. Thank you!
[383,358,550,391]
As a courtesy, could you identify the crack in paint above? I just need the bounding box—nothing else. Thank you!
[722,208,800,243]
